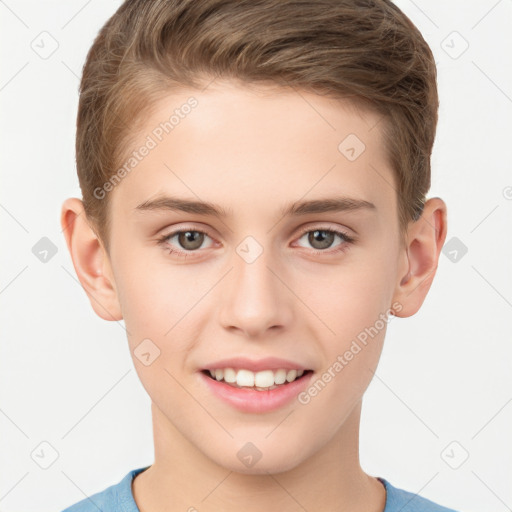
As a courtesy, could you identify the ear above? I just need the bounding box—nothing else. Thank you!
[60,197,123,321]
[391,197,448,318]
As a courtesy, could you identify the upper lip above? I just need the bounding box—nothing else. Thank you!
[202,356,311,372]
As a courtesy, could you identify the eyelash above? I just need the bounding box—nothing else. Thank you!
[157,225,356,259]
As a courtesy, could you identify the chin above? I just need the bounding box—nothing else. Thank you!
[208,444,308,476]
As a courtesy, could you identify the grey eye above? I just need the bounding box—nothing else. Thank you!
[298,229,344,251]
[176,231,205,250]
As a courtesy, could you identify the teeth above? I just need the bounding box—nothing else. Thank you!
[236,369,254,387]
[223,367,237,383]
[206,367,307,389]
[286,369,297,382]
[254,370,274,388]
[274,369,287,385]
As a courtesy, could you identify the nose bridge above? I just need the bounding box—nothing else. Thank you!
[219,237,292,336]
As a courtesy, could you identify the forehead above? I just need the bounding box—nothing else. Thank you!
[111,80,396,220]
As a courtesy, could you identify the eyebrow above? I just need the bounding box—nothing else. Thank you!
[134,195,376,218]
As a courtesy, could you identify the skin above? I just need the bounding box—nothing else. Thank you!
[61,80,447,512]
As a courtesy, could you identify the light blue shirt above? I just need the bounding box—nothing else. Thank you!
[62,466,459,511]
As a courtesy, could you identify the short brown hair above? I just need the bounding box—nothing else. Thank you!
[76,0,438,252]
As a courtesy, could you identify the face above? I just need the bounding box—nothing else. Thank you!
[104,80,405,474]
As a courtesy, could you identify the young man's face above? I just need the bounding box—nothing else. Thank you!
[70,80,443,474]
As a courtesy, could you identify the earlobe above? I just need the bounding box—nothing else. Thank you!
[392,198,448,318]
[60,198,123,322]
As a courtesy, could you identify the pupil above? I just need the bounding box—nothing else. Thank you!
[309,230,333,249]
[179,231,203,250]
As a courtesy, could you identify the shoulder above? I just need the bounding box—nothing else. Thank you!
[61,467,150,512]
[379,478,460,512]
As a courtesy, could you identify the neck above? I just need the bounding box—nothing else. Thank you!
[132,401,386,512]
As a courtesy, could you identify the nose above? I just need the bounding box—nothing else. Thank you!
[218,245,294,339]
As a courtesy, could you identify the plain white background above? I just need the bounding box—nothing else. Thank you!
[0,1,511,511]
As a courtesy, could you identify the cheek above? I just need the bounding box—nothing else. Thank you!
[298,255,395,335]
[112,254,171,342]
[293,248,395,392]
[297,276,390,425]
[113,259,202,403]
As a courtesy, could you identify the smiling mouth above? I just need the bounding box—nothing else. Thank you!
[201,368,313,391]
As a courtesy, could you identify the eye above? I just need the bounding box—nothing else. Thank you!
[157,225,356,260]
[157,227,214,258]
[295,227,355,254]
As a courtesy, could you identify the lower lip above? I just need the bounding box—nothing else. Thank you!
[199,371,314,413]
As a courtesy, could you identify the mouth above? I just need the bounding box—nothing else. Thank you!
[201,368,313,391]
[199,367,314,413]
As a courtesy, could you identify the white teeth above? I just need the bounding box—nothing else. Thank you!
[223,367,237,383]
[206,367,307,389]
[236,369,254,387]
[254,370,274,388]
[286,369,297,382]
[274,369,287,385]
